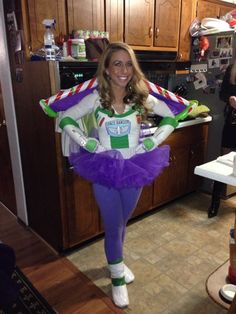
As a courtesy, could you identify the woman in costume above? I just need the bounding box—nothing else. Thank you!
[59,42,179,308]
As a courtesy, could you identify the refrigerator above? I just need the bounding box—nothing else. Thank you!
[169,30,236,197]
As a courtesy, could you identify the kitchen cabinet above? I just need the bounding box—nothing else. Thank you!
[24,0,105,55]
[124,0,154,47]
[64,171,102,246]
[132,185,153,217]
[105,0,124,42]
[178,0,197,61]
[187,140,207,192]
[219,2,235,17]
[67,0,105,34]
[153,145,189,207]
[105,0,196,60]
[153,0,181,50]
[153,123,208,208]
[196,0,236,20]
[26,0,67,53]
[124,0,181,51]
[20,0,236,62]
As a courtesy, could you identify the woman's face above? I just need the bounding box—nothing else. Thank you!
[106,49,133,89]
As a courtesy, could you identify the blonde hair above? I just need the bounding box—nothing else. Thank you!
[96,42,149,115]
[230,61,236,84]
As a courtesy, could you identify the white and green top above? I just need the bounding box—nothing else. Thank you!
[59,90,176,158]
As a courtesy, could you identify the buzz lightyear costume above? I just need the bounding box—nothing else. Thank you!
[59,90,178,188]
[40,76,193,308]
[58,89,183,308]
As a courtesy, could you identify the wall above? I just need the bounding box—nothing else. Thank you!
[0,0,28,224]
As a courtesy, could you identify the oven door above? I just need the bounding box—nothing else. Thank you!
[59,61,98,89]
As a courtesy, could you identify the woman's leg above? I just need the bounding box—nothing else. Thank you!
[93,183,129,307]
[120,187,142,243]
[93,183,124,262]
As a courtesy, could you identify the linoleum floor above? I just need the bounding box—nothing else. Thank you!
[67,191,236,313]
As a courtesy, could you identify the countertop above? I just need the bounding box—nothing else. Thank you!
[194,151,236,186]
[141,115,212,136]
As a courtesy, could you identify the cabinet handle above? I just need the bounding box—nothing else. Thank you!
[0,120,6,128]
[155,28,159,38]
[177,53,182,60]
[149,27,153,38]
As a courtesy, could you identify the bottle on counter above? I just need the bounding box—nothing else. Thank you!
[43,19,56,61]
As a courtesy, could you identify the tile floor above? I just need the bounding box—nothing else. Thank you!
[67,191,236,313]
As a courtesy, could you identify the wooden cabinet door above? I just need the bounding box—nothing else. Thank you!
[132,185,153,217]
[105,0,123,42]
[196,1,220,19]
[125,0,154,47]
[27,0,67,53]
[187,140,207,193]
[186,123,209,192]
[67,0,105,34]
[197,0,236,20]
[154,0,181,50]
[178,0,197,61]
[66,173,101,246]
[219,4,234,18]
[153,146,189,207]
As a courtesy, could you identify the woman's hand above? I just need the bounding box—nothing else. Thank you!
[229,96,236,109]
[135,136,158,154]
[83,138,106,154]
[59,117,106,154]
[94,142,107,153]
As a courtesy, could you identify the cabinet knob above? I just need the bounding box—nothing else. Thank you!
[155,28,159,38]
[149,27,153,38]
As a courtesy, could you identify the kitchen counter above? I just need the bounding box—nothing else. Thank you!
[141,115,212,136]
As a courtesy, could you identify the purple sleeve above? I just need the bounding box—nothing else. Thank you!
[50,87,97,112]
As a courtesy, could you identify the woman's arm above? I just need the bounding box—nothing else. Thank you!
[59,91,105,153]
[140,95,177,151]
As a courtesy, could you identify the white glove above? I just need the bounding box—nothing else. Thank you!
[151,124,175,147]
[63,124,106,153]
[136,124,174,153]
[135,142,147,154]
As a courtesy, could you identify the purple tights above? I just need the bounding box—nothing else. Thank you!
[93,183,142,263]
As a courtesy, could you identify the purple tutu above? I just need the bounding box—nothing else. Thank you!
[69,145,170,189]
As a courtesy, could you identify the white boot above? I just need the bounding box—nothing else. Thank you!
[109,260,129,308]
[108,264,135,284]
[124,264,135,284]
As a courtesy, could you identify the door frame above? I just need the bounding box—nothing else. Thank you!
[0,0,28,224]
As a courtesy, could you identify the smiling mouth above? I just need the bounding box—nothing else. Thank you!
[118,76,129,81]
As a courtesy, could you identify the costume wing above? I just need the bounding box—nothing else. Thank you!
[39,78,196,157]
[39,77,194,118]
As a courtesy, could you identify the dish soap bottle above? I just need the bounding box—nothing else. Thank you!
[42,19,56,61]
